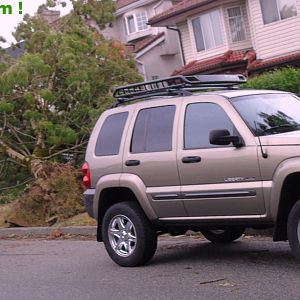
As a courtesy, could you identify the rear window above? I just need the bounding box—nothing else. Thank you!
[131,106,176,153]
[95,112,128,156]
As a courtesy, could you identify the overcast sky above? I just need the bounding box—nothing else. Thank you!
[0,0,72,48]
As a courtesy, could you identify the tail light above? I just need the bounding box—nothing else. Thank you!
[82,162,91,189]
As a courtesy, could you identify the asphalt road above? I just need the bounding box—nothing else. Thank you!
[1,235,300,300]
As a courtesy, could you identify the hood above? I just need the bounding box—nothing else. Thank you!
[260,130,300,146]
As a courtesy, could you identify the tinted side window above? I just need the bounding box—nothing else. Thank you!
[95,112,128,156]
[131,106,176,153]
[184,103,235,149]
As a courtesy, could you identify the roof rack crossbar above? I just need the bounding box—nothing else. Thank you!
[110,89,193,108]
[112,74,246,106]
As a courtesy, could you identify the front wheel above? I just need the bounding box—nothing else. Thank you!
[201,227,245,243]
[287,200,300,260]
[102,201,157,267]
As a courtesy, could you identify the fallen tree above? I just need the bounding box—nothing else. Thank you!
[5,163,84,227]
[0,0,141,225]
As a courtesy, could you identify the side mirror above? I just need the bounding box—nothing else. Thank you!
[209,129,244,148]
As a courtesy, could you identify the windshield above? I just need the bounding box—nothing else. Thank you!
[230,93,300,136]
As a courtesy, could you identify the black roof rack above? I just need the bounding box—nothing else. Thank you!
[112,74,246,107]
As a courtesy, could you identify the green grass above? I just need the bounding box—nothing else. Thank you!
[0,186,27,204]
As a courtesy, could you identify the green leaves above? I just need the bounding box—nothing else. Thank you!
[244,67,300,94]
[0,0,141,169]
[13,14,51,44]
[38,121,77,145]
[2,54,50,85]
[23,110,43,121]
[40,89,55,103]
[24,93,36,105]
[71,0,116,28]
[0,101,14,113]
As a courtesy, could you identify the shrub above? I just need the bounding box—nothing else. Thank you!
[244,67,300,94]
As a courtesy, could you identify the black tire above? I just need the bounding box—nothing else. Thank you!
[102,201,157,267]
[201,227,245,243]
[287,200,300,260]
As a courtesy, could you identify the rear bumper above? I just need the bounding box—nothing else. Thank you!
[84,189,95,218]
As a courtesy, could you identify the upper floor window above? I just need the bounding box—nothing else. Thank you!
[126,12,148,34]
[227,6,246,42]
[260,0,297,24]
[191,9,224,52]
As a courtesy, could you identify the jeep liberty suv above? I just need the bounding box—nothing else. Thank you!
[83,74,300,267]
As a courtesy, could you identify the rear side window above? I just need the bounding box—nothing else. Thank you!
[95,112,128,156]
[131,106,176,153]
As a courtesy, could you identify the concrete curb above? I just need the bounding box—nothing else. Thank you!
[0,226,97,237]
[0,226,273,238]
[245,228,273,236]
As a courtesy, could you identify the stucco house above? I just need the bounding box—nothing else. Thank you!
[101,0,183,80]
[148,0,300,76]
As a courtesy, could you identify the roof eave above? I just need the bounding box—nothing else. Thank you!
[149,0,235,26]
[181,61,247,76]
[116,0,158,16]
[135,34,165,58]
[249,57,300,72]
[149,15,186,27]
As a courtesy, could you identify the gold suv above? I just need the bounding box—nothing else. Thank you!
[83,74,300,266]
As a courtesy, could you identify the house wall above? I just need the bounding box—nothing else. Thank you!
[247,0,300,60]
[177,22,193,63]
[101,0,182,79]
[102,17,125,42]
[137,40,182,79]
[153,0,175,18]
[123,3,159,43]
[103,2,165,43]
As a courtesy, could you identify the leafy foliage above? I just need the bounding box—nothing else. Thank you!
[72,0,116,28]
[0,156,31,204]
[0,1,142,176]
[244,67,300,94]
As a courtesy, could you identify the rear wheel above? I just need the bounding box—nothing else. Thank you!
[102,201,157,267]
[201,227,245,243]
[287,200,300,260]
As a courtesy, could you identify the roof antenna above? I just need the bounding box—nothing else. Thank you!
[254,122,268,159]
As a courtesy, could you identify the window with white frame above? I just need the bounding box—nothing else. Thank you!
[191,10,224,52]
[126,12,148,34]
[227,6,246,42]
[260,0,297,24]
